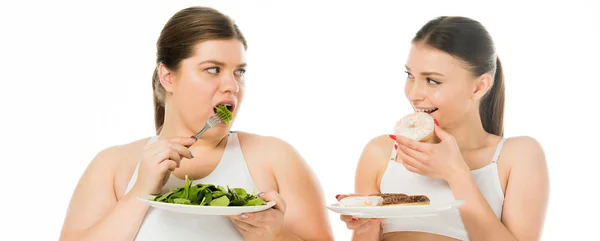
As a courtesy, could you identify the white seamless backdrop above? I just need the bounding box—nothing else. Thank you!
[1,0,598,240]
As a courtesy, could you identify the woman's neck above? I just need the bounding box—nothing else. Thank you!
[444,111,490,150]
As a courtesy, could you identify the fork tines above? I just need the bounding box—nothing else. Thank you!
[207,114,224,127]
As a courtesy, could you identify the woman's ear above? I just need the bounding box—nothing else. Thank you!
[158,63,175,92]
[472,73,493,100]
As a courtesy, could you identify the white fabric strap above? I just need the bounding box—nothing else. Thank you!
[491,138,507,164]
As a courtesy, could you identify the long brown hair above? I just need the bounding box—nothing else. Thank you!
[413,16,505,136]
[152,6,247,134]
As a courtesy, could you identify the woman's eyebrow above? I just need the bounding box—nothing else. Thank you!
[405,65,444,76]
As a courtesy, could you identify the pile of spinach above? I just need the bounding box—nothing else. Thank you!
[152,176,265,206]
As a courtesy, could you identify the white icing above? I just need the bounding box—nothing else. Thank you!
[395,112,434,141]
[339,196,384,207]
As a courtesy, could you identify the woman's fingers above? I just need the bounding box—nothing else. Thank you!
[159,159,178,172]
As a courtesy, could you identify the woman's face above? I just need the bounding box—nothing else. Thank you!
[161,39,246,136]
[404,42,485,127]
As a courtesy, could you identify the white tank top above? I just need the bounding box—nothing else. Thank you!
[380,138,507,241]
[124,132,258,241]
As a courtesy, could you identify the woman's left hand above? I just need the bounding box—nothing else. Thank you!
[228,191,286,241]
[392,124,470,182]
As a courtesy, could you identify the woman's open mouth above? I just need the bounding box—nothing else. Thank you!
[415,107,438,114]
[213,104,234,114]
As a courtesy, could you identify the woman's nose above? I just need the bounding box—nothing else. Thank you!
[407,81,426,102]
[220,73,239,94]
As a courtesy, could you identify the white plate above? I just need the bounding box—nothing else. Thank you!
[326,200,465,218]
[137,195,276,216]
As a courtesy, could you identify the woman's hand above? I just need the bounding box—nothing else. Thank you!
[336,194,384,235]
[228,191,286,241]
[130,137,196,196]
[391,125,470,182]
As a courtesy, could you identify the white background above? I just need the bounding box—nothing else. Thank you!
[1,0,598,240]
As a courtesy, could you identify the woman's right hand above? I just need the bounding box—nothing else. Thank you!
[336,194,384,235]
[130,137,196,195]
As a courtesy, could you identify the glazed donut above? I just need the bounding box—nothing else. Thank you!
[394,112,435,142]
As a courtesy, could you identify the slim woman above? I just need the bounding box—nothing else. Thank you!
[339,16,549,241]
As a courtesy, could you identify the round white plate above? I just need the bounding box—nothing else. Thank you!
[137,195,277,216]
[326,200,465,218]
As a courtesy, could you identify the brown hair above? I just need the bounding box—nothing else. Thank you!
[413,16,505,136]
[152,6,247,134]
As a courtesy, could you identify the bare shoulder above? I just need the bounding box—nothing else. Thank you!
[236,131,313,189]
[59,137,153,239]
[502,136,547,168]
[354,134,396,193]
[112,137,153,178]
[94,137,152,169]
[113,137,153,164]
[236,131,289,146]
[498,136,549,240]
[236,131,302,165]
[86,137,153,197]
[359,134,396,165]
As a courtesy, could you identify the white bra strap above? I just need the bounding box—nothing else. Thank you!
[148,135,159,144]
[491,138,507,164]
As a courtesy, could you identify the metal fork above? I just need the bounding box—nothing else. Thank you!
[190,114,224,140]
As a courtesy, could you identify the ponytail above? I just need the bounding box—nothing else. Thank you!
[152,68,165,135]
[479,57,505,136]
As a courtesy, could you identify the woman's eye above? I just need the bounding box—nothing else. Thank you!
[427,78,441,85]
[234,69,246,76]
[205,67,220,74]
[405,71,414,79]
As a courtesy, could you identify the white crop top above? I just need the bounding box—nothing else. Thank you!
[124,132,259,241]
[379,138,507,241]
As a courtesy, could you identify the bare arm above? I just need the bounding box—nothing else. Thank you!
[59,146,149,241]
[449,136,549,241]
[266,137,334,241]
[351,135,393,241]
